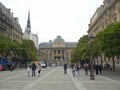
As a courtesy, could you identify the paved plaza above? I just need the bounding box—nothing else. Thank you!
[0,67,120,90]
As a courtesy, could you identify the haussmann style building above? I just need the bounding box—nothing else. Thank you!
[88,0,120,36]
[0,2,23,43]
[39,36,77,65]
[87,0,120,69]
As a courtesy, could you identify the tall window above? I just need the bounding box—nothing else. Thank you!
[54,50,56,54]
[62,50,64,54]
[58,50,60,54]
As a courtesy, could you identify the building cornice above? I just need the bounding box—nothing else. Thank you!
[88,0,118,33]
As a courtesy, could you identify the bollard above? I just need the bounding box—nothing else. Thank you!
[90,69,95,80]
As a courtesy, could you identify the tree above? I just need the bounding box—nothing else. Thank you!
[0,34,11,56]
[71,35,89,63]
[23,40,37,61]
[0,34,38,62]
[95,22,120,71]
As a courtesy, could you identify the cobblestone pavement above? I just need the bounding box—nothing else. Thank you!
[102,70,120,81]
[71,69,120,90]
[0,67,120,90]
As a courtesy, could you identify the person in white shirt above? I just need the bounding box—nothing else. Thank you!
[72,64,76,77]
[27,65,31,77]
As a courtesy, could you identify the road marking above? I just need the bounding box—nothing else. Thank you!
[68,69,87,90]
[22,68,55,90]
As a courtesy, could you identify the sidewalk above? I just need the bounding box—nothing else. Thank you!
[22,67,120,90]
[102,70,120,81]
[23,67,79,90]
[68,68,120,90]
[0,67,120,90]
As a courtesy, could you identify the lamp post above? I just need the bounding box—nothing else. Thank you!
[89,34,95,80]
[88,34,95,64]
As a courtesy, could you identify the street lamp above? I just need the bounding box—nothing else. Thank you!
[89,34,96,80]
[88,34,95,64]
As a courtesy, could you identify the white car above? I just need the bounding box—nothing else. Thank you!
[51,63,56,67]
[40,61,46,68]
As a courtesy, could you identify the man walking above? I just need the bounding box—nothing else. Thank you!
[63,63,67,74]
[31,62,36,77]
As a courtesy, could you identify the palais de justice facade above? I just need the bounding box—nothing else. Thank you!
[39,36,77,65]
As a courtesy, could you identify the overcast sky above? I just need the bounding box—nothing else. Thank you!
[0,0,103,43]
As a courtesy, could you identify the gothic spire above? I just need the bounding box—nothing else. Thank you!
[26,10,31,32]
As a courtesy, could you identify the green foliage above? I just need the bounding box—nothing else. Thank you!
[71,35,89,63]
[23,40,37,60]
[72,22,120,64]
[94,22,120,71]
[0,34,11,54]
[95,22,120,58]
[0,34,38,61]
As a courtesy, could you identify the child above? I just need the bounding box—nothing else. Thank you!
[37,63,41,77]
[27,65,31,77]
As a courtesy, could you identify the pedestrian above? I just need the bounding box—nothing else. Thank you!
[10,64,15,72]
[0,64,2,71]
[63,63,67,74]
[99,64,103,75]
[76,63,80,75]
[31,62,36,77]
[95,63,99,75]
[83,63,89,75]
[16,63,19,71]
[72,64,76,77]
[26,65,31,77]
[37,63,41,77]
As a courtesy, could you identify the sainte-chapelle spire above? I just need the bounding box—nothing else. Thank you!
[25,10,31,32]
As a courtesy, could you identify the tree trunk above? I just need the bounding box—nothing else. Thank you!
[100,55,103,67]
[112,57,115,71]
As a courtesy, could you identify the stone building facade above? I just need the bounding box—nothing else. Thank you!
[88,0,120,36]
[87,0,120,69]
[0,2,23,43]
[39,36,77,65]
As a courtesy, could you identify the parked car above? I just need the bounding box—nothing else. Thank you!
[51,63,56,67]
[40,61,46,68]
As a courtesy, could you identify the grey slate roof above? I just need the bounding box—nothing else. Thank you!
[39,42,52,48]
[39,36,77,48]
[65,42,77,47]
[53,36,65,43]
[39,42,77,48]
